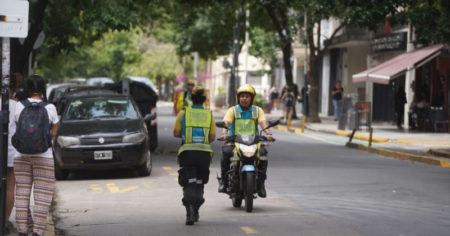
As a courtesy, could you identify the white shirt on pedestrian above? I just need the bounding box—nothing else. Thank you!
[14,98,59,158]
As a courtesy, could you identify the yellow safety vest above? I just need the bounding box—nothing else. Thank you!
[177,91,193,110]
[233,105,259,135]
[177,108,213,156]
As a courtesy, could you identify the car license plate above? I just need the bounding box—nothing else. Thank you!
[94,150,113,160]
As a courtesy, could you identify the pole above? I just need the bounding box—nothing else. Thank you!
[193,52,198,79]
[229,9,242,106]
[302,11,309,117]
[1,37,10,234]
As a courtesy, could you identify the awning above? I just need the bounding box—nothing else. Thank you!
[352,44,444,84]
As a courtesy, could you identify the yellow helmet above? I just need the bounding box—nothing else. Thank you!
[187,79,196,86]
[236,84,256,104]
[192,86,207,97]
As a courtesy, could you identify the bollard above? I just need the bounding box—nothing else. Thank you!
[369,127,373,148]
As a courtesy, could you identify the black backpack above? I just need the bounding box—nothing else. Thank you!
[12,100,52,154]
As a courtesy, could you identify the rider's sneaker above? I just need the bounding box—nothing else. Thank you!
[218,183,228,193]
[257,182,267,198]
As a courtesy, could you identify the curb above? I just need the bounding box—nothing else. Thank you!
[345,142,450,168]
[335,130,389,143]
[428,148,450,158]
[276,124,450,169]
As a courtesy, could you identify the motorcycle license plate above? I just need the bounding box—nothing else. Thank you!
[94,150,113,160]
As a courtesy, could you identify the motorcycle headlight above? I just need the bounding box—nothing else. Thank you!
[239,144,257,157]
[122,132,146,143]
[57,136,80,147]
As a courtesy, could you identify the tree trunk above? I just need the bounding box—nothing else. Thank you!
[10,0,48,76]
[156,75,162,97]
[307,54,321,122]
[281,41,294,89]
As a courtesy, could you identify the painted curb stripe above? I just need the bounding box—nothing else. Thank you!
[428,149,450,158]
[347,143,450,168]
[336,130,389,143]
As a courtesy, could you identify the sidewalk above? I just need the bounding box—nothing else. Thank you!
[266,108,450,168]
[213,106,450,168]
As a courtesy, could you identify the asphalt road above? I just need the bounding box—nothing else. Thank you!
[53,103,450,236]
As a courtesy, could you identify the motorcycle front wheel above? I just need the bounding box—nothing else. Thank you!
[244,171,255,212]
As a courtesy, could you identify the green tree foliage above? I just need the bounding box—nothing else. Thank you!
[11,0,163,75]
[400,0,450,45]
[37,29,181,82]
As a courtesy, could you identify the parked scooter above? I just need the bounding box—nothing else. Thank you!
[216,119,279,212]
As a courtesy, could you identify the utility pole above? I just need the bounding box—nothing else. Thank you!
[0,2,29,231]
[228,9,243,106]
[0,37,10,235]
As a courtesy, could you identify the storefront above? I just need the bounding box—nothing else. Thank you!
[352,44,449,132]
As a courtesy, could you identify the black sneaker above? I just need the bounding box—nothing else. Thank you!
[218,183,228,193]
[257,182,267,198]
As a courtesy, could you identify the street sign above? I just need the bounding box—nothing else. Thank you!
[0,0,29,38]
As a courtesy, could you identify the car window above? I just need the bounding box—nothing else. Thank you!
[64,97,138,121]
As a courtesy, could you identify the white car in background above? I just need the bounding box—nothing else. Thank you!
[86,77,114,87]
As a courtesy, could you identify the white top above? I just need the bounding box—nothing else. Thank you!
[0,99,17,167]
[14,98,59,158]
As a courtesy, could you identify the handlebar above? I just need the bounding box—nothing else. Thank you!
[217,135,275,142]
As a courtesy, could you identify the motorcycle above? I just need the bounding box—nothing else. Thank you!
[216,119,279,212]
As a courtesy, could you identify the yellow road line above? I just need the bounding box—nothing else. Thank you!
[106,183,139,193]
[141,182,152,190]
[88,184,103,194]
[162,166,173,170]
[240,226,258,234]
[168,171,178,176]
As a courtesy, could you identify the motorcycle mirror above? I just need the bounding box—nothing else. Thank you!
[268,119,280,128]
[215,121,228,129]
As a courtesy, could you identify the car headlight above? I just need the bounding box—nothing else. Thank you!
[239,144,257,157]
[122,132,146,143]
[57,136,80,147]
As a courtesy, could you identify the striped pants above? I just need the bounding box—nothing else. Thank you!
[14,156,55,235]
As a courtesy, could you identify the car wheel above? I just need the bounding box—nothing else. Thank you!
[137,151,152,176]
[54,160,69,180]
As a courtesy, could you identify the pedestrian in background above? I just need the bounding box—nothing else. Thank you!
[173,86,215,225]
[280,87,295,124]
[269,84,279,111]
[331,80,344,121]
[176,79,195,112]
[13,74,59,236]
[394,86,407,129]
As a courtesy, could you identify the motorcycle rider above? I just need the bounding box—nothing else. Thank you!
[173,86,216,225]
[218,84,274,198]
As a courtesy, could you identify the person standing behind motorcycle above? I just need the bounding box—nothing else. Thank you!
[176,79,195,112]
[173,86,216,225]
[219,84,274,198]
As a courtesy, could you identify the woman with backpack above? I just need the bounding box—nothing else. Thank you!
[281,87,295,124]
[13,74,59,236]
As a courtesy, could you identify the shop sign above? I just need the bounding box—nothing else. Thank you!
[370,32,406,53]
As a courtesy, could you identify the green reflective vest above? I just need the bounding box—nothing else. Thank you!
[233,105,259,135]
[178,108,213,156]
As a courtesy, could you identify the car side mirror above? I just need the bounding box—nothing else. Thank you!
[215,121,228,129]
[144,114,156,122]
